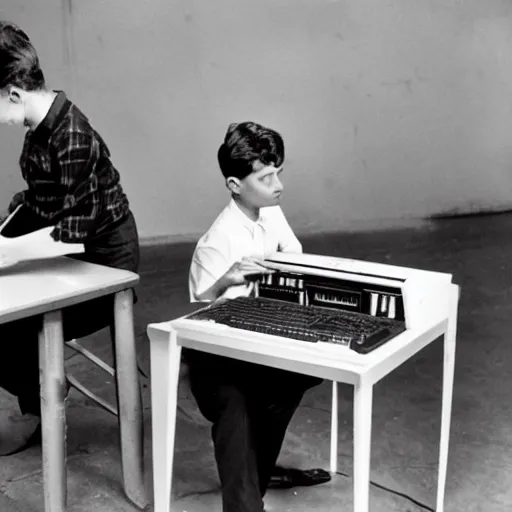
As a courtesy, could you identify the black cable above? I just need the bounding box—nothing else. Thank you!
[335,471,435,512]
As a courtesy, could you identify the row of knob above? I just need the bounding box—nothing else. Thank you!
[258,275,399,320]
[313,292,358,307]
[371,293,397,319]
[260,274,304,289]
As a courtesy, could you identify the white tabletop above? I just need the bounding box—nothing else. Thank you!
[0,256,139,324]
[149,312,448,386]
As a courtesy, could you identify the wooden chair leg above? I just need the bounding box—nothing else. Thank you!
[64,289,148,509]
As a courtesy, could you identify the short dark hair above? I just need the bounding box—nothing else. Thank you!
[0,21,45,91]
[217,121,285,180]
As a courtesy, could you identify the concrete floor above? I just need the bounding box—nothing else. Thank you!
[1,212,512,511]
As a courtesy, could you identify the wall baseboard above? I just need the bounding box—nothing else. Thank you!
[138,218,431,246]
[139,207,512,247]
[139,233,200,246]
[430,206,512,220]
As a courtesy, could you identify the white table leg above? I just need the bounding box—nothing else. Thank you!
[353,378,373,512]
[330,380,338,474]
[150,328,182,512]
[436,286,459,512]
[39,310,67,512]
[113,289,148,509]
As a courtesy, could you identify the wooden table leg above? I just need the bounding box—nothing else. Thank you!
[113,289,148,509]
[149,327,182,512]
[39,310,67,512]
[353,378,373,512]
[436,286,459,512]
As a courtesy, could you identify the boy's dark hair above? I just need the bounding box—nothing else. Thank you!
[217,121,285,180]
[0,21,45,91]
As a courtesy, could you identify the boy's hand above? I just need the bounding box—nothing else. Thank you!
[8,191,25,213]
[224,257,274,286]
[198,257,275,302]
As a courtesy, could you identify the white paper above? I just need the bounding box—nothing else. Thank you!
[0,207,84,265]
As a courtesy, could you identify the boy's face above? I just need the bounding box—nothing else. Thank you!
[235,161,284,209]
[0,88,25,126]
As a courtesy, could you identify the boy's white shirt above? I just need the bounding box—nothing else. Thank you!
[189,198,302,302]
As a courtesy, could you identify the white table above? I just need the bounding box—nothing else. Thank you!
[147,283,459,512]
[0,256,144,512]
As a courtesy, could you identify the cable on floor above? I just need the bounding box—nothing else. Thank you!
[335,470,435,512]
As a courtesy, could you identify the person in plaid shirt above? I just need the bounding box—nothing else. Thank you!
[0,21,140,455]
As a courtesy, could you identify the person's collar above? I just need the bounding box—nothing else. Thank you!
[228,198,265,231]
[31,91,70,144]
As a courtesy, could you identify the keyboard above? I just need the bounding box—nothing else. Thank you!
[186,296,406,354]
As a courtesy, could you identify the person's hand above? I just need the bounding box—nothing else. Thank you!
[197,257,275,302]
[0,211,8,226]
[8,191,25,214]
[223,257,274,287]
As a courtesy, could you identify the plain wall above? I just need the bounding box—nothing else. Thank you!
[1,0,512,241]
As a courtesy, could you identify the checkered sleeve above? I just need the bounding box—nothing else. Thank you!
[50,130,101,242]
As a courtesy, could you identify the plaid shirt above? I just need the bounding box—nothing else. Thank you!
[13,91,130,242]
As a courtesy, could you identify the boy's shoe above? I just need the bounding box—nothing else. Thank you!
[0,381,71,456]
[268,467,332,489]
[0,413,41,456]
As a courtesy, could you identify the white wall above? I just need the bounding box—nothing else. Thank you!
[1,0,512,241]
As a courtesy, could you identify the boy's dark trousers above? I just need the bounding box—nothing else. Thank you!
[0,212,139,417]
[186,350,322,512]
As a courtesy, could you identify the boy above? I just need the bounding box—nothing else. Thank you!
[188,121,327,512]
[0,21,139,455]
